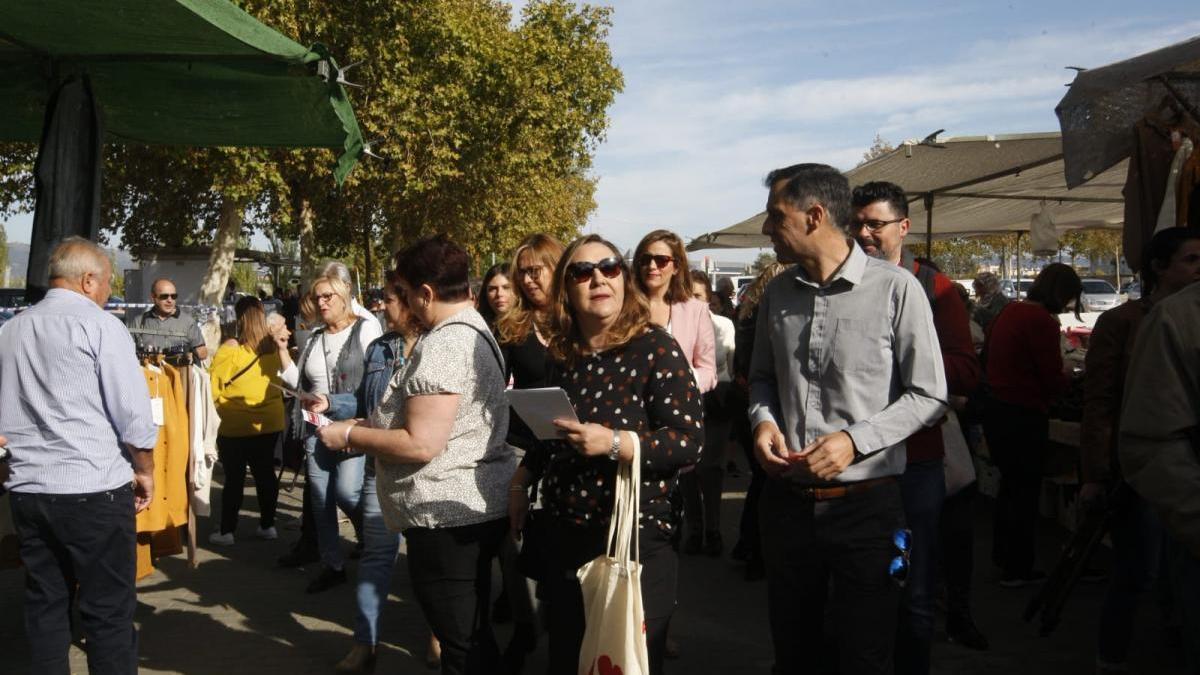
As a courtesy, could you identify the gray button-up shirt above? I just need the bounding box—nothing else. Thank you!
[128,308,205,353]
[748,242,948,484]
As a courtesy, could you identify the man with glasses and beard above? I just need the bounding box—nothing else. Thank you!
[129,278,208,359]
[850,182,984,672]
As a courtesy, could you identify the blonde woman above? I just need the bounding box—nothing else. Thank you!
[209,297,292,545]
[281,273,382,593]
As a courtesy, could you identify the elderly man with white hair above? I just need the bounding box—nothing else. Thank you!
[0,236,159,675]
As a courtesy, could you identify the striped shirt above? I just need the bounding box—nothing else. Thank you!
[0,288,159,493]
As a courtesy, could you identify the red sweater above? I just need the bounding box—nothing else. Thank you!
[984,302,1069,413]
[904,261,982,463]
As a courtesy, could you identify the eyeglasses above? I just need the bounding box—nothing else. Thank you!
[156,293,178,300]
[566,257,624,284]
[856,217,906,232]
[313,292,338,304]
[889,528,912,587]
[517,265,544,280]
[638,254,674,269]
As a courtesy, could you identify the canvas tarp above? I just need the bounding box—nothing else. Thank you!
[0,0,364,182]
[687,132,1125,251]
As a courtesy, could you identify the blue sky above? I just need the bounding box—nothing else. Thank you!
[7,1,1199,267]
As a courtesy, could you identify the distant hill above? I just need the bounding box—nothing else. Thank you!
[4,242,136,286]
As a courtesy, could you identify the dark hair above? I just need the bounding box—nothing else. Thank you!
[383,269,402,294]
[1142,227,1200,295]
[1026,262,1082,318]
[764,163,852,230]
[914,256,940,273]
[851,181,909,220]
[478,262,510,326]
[392,234,470,302]
[688,269,713,301]
[633,229,693,304]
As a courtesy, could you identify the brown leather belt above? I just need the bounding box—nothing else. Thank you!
[792,475,897,501]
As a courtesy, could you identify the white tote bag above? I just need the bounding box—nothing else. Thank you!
[942,411,977,496]
[577,434,650,675]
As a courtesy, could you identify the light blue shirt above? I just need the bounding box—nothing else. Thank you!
[0,288,159,493]
[748,242,948,484]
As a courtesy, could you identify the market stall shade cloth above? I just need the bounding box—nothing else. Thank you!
[0,0,364,184]
[686,133,1125,251]
[1056,34,1200,189]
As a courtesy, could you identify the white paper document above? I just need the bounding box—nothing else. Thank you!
[302,409,333,428]
[506,387,579,440]
[269,380,322,403]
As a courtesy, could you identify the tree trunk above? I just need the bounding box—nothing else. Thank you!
[198,196,245,306]
[298,198,316,283]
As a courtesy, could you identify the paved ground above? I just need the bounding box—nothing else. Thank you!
[0,464,1189,674]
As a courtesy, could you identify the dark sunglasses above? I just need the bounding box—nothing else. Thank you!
[638,253,674,269]
[889,528,912,587]
[156,293,178,300]
[566,257,624,284]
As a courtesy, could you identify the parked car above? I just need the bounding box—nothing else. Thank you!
[1081,278,1121,312]
[1015,279,1034,299]
[1121,280,1142,301]
[0,288,26,307]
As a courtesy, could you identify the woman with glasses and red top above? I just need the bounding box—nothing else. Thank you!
[507,234,703,674]
[633,230,717,557]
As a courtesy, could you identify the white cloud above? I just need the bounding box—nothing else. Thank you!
[587,8,1200,259]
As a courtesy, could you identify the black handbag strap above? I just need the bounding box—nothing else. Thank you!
[223,353,262,387]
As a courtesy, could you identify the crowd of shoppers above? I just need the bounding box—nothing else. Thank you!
[3,165,1199,675]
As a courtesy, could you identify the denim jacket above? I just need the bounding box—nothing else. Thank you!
[326,331,407,421]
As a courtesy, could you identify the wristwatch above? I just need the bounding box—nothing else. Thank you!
[608,430,622,462]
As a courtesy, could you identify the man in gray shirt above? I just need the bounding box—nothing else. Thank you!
[129,278,208,359]
[748,164,948,675]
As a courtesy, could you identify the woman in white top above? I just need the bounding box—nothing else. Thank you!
[680,270,736,556]
[281,273,382,593]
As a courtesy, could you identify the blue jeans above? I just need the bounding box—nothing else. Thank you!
[354,460,402,645]
[1097,490,1166,666]
[896,459,945,675]
[305,435,365,570]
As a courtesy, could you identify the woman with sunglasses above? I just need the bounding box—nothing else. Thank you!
[493,233,564,670]
[508,234,704,674]
[281,273,383,594]
[317,235,515,675]
[633,230,717,556]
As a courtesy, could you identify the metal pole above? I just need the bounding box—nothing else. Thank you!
[924,194,934,259]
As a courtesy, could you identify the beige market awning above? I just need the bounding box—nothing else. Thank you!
[686,132,1125,251]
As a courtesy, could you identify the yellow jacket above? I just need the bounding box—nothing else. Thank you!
[210,343,285,437]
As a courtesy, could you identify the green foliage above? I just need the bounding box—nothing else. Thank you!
[229,262,263,295]
[107,250,125,297]
[928,237,993,278]
[0,0,623,282]
[752,251,777,273]
[0,222,8,283]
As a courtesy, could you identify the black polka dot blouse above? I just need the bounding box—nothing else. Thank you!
[521,326,705,535]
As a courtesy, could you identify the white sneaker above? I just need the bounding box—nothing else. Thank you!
[208,532,235,546]
[256,526,278,540]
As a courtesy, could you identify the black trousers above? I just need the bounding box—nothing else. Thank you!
[216,433,280,535]
[405,518,506,675]
[730,386,766,561]
[540,519,676,675]
[760,478,905,675]
[982,400,1048,578]
[938,482,979,621]
[10,484,138,675]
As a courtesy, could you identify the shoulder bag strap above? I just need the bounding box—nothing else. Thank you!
[223,352,262,387]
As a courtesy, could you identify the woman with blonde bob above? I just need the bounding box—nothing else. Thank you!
[281,272,382,593]
[507,234,704,675]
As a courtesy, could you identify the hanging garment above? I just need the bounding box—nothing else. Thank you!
[1177,143,1200,229]
[136,360,191,579]
[1155,137,1195,234]
[188,365,221,517]
[1122,121,1175,272]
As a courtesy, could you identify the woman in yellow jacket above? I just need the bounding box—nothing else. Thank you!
[209,297,294,545]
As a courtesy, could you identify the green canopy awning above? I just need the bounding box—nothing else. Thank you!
[0,0,364,183]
